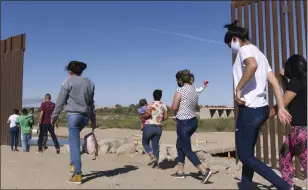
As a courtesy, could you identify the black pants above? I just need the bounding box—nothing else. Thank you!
[38,124,60,151]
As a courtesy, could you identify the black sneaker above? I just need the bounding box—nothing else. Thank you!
[152,161,159,169]
[201,168,212,184]
[171,172,186,179]
[56,148,60,154]
[43,146,48,151]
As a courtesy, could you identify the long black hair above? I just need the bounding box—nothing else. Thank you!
[285,54,307,88]
[224,20,250,44]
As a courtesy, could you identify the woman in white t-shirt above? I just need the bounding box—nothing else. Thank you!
[224,20,292,190]
[7,109,20,151]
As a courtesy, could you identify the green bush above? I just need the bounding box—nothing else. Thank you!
[32,111,234,132]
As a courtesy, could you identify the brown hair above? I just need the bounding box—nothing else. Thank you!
[179,69,193,84]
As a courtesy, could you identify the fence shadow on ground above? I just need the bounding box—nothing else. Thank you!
[82,165,139,183]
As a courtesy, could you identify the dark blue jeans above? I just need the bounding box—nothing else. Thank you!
[10,126,19,150]
[176,117,201,167]
[236,105,290,190]
[142,124,162,159]
[67,114,89,175]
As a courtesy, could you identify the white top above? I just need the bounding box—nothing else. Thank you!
[233,44,272,108]
[176,85,199,120]
[176,86,205,93]
[8,114,19,128]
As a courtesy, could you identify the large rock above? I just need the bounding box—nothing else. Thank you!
[63,144,70,154]
[196,151,212,162]
[99,144,110,154]
[166,146,177,160]
[109,147,117,154]
[97,138,129,152]
[116,143,137,155]
[136,144,145,154]
[63,144,82,154]
[159,144,168,161]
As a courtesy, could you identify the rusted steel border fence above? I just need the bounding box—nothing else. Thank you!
[0,34,26,145]
[231,0,307,179]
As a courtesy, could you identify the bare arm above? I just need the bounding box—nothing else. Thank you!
[268,72,285,109]
[171,92,181,113]
[139,112,151,119]
[236,57,258,91]
[269,90,297,117]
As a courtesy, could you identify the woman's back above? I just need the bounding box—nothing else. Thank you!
[52,75,95,118]
[287,77,307,126]
[176,85,198,120]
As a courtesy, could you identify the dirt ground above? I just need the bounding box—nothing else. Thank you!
[1,128,306,189]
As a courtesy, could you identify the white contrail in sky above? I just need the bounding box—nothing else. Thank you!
[140,27,224,45]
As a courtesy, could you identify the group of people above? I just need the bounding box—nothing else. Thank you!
[6,19,307,189]
[7,94,61,153]
[137,20,307,190]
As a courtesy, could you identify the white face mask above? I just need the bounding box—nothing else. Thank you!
[231,39,240,54]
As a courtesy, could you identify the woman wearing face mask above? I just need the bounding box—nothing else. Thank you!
[269,54,307,188]
[224,20,292,190]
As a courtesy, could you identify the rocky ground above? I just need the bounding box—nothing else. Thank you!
[1,132,306,189]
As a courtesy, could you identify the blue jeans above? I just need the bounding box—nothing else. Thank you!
[236,105,290,190]
[21,133,32,152]
[10,126,19,150]
[176,117,201,167]
[142,124,162,159]
[67,114,89,175]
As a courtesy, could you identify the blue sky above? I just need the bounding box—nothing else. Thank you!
[2,1,234,107]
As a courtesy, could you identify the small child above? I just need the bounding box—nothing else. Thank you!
[16,108,33,152]
[138,99,152,130]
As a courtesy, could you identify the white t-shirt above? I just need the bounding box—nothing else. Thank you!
[8,114,19,128]
[232,44,272,108]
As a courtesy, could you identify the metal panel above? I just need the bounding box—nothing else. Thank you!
[272,1,284,165]
[264,0,277,168]
[0,34,26,145]
[230,0,306,178]
[257,0,270,164]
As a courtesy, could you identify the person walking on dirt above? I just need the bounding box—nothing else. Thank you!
[224,20,292,190]
[269,54,307,188]
[7,109,20,151]
[139,89,168,168]
[51,60,96,185]
[37,94,60,154]
[171,69,212,184]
